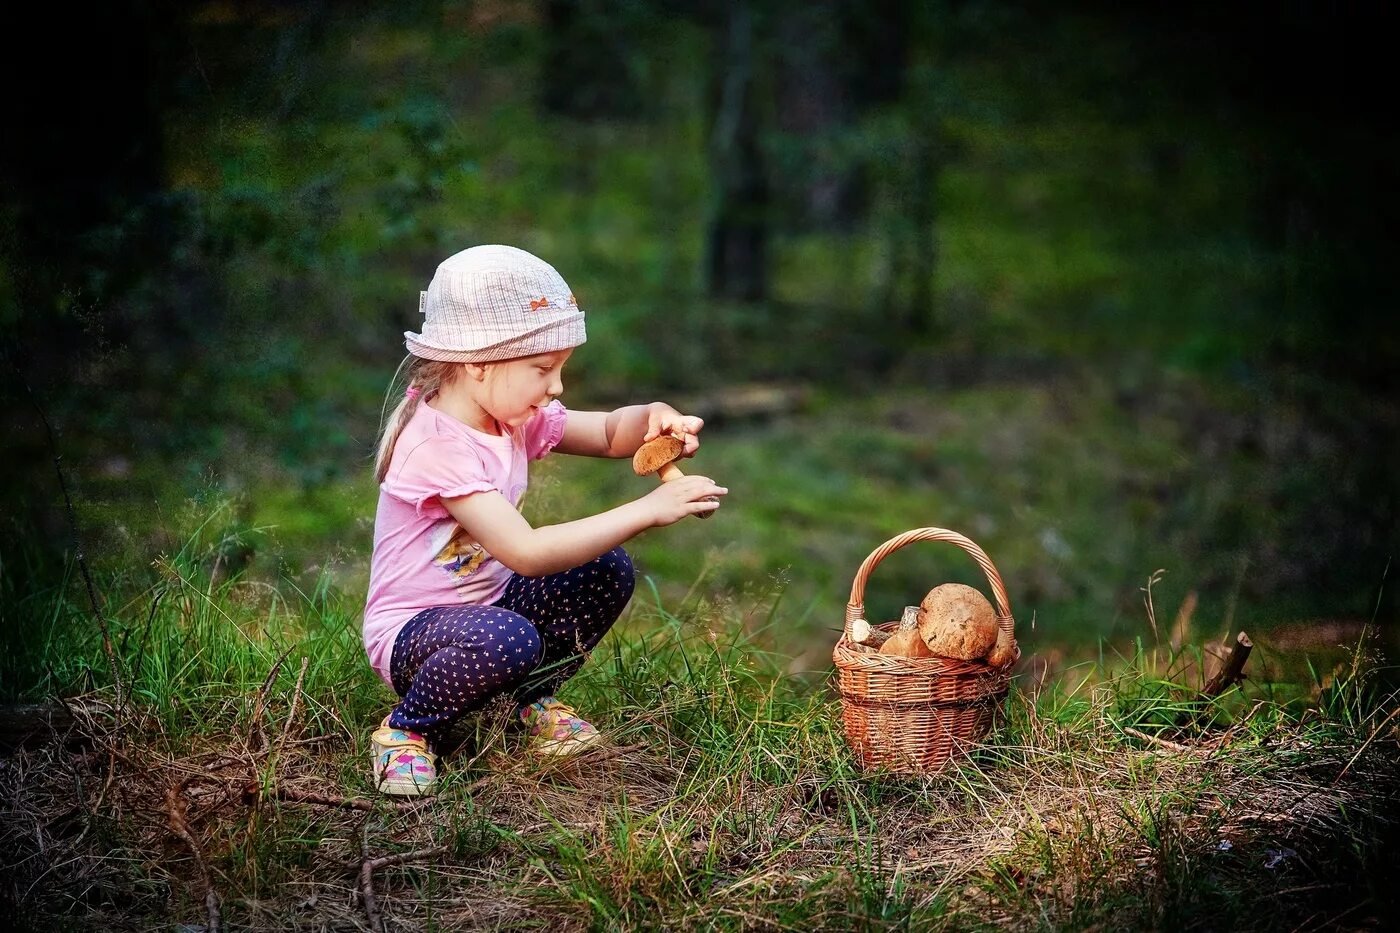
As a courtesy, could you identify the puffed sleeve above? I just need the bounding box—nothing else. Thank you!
[521,400,568,461]
[381,436,497,518]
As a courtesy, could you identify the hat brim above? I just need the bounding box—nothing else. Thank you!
[405,312,586,363]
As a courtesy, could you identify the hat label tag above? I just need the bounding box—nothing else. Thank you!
[419,291,428,314]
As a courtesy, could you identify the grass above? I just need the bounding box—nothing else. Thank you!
[3,504,1397,930]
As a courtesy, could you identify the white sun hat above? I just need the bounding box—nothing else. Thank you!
[405,245,587,362]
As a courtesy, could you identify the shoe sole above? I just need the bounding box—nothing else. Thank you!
[376,776,436,796]
[533,734,604,756]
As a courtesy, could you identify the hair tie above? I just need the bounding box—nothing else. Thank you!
[405,385,422,401]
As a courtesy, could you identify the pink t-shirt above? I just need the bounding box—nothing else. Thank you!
[362,399,568,684]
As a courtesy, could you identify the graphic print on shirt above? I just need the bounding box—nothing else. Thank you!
[428,520,489,590]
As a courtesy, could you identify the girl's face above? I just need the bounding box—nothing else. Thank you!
[472,349,572,430]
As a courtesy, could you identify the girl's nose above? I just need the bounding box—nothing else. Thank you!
[549,375,564,399]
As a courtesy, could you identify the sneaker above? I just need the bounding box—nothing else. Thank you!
[371,716,437,796]
[518,697,602,756]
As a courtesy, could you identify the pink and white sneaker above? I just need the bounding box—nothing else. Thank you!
[371,716,437,796]
[518,697,602,756]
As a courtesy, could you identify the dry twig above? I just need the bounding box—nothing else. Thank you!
[165,778,222,933]
[244,782,421,813]
[360,843,450,932]
[271,656,310,765]
[247,646,295,753]
[1202,631,1253,698]
[1122,726,1199,754]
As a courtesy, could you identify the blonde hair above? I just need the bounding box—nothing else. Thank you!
[373,356,461,483]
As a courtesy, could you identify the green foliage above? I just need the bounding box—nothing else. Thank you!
[5,498,1395,929]
[4,3,1393,663]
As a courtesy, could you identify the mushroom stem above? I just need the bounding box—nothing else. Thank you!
[632,434,714,519]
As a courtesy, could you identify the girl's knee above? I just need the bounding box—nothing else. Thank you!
[502,617,544,671]
[594,546,635,591]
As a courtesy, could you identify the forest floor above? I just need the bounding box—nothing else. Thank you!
[3,548,1398,930]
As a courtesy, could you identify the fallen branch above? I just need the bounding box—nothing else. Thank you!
[1203,631,1253,698]
[245,782,420,812]
[1123,725,1198,753]
[166,779,222,933]
[359,826,449,933]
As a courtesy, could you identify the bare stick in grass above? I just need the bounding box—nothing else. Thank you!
[271,656,310,766]
[1123,726,1199,753]
[166,779,222,933]
[247,646,295,753]
[1332,704,1400,787]
[1202,631,1253,698]
[360,844,450,932]
[245,781,421,812]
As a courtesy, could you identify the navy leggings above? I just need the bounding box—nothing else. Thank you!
[386,547,634,744]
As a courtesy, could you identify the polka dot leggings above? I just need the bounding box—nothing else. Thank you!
[386,547,635,744]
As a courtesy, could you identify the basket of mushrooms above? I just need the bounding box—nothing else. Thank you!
[832,528,1019,774]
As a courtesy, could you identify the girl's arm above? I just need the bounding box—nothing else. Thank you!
[556,403,705,459]
[441,477,726,577]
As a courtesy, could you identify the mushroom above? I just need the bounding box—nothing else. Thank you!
[915,583,999,661]
[849,618,873,644]
[632,434,715,519]
[879,606,934,658]
[986,623,1019,668]
[848,618,891,650]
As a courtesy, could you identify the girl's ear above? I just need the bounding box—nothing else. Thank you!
[463,362,488,382]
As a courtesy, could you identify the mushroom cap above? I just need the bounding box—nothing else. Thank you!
[632,435,685,476]
[916,583,999,660]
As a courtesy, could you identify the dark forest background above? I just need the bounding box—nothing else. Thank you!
[2,0,1397,695]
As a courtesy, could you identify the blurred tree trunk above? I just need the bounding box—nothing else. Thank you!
[540,0,643,119]
[876,124,943,340]
[705,0,768,302]
[907,129,940,337]
[773,0,853,229]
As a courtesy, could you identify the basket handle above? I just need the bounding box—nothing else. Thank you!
[844,527,1015,653]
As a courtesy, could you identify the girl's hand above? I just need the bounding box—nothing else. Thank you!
[643,404,705,458]
[643,475,727,526]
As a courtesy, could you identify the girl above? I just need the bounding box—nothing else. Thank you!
[363,245,726,796]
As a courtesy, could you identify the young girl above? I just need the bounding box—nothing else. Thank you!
[363,245,726,796]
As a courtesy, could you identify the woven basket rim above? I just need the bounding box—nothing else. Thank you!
[832,629,1007,676]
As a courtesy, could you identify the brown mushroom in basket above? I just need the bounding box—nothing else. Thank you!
[879,606,934,658]
[632,434,715,519]
[985,622,1019,668]
[915,583,999,661]
[849,617,891,651]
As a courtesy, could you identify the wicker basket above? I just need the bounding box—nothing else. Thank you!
[832,528,1018,774]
